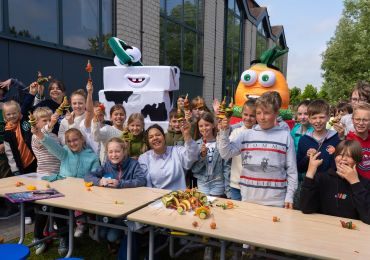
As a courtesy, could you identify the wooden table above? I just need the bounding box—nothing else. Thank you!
[0,175,169,258]
[128,198,370,260]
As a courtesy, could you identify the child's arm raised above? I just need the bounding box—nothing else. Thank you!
[176,121,200,170]
[84,81,94,129]
[217,117,242,160]
[300,152,323,214]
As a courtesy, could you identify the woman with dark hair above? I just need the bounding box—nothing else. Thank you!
[138,122,199,190]
[300,140,370,224]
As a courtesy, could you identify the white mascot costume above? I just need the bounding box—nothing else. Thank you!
[99,37,180,130]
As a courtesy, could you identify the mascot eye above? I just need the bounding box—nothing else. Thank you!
[258,71,276,87]
[240,70,257,86]
[126,47,142,62]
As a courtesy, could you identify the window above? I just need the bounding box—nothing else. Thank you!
[160,0,204,74]
[3,0,113,57]
[8,0,58,43]
[223,0,243,96]
[0,0,3,32]
[255,21,268,59]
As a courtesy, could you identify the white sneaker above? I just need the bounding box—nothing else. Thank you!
[25,217,32,225]
[33,239,46,255]
[74,224,85,238]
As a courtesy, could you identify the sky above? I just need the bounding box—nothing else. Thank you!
[257,1,344,90]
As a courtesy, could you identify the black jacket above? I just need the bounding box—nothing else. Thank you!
[300,168,370,224]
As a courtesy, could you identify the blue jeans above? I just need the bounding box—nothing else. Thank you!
[230,187,241,201]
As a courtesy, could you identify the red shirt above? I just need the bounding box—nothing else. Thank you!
[347,131,370,179]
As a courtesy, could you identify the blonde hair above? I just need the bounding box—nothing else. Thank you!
[353,102,370,116]
[255,91,280,113]
[71,89,87,100]
[2,100,21,120]
[106,137,128,153]
[127,113,145,130]
[33,107,53,120]
[65,128,85,145]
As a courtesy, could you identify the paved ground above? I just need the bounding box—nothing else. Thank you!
[0,214,33,242]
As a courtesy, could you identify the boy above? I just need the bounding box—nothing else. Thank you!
[165,108,184,146]
[218,91,297,208]
[291,100,313,152]
[346,102,370,179]
[297,100,340,174]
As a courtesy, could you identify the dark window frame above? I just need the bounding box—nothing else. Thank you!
[160,0,204,76]
[0,0,115,59]
[223,0,244,98]
[255,19,269,60]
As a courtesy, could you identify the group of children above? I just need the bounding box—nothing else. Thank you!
[0,76,370,258]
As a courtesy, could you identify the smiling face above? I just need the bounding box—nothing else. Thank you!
[148,128,166,153]
[71,94,86,116]
[111,109,126,128]
[3,104,20,124]
[169,117,181,132]
[235,64,289,109]
[198,118,215,139]
[242,106,256,129]
[352,109,370,135]
[36,116,49,129]
[66,132,84,152]
[49,83,65,104]
[335,151,356,169]
[128,118,143,136]
[309,113,329,133]
[107,141,126,164]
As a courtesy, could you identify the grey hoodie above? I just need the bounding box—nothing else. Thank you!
[217,124,298,207]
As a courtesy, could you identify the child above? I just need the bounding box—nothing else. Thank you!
[190,96,210,140]
[31,107,61,174]
[176,95,186,111]
[85,137,146,252]
[229,99,257,201]
[165,108,184,146]
[31,107,61,255]
[121,113,147,159]
[346,102,370,179]
[297,100,341,176]
[58,89,87,145]
[92,104,126,162]
[31,127,100,254]
[335,81,370,137]
[328,102,352,130]
[3,100,37,175]
[192,112,230,198]
[291,100,313,152]
[217,91,298,208]
[300,140,370,224]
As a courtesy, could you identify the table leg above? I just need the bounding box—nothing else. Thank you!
[127,227,132,260]
[18,203,25,244]
[149,226,154,260]
[65,210,74,258]
[220,240,226,260]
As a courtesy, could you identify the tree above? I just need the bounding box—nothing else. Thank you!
[321,0,370,103]
[317,88,329,100]
[301,84,318,100]
[289,86,301,106]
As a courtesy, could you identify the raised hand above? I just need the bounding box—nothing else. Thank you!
[0,79,11,89]
[337,164,360,185]
[306,152,323,179]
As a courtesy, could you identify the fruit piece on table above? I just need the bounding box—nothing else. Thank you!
[192,221,198,228]
[15,181,24,187]
[272,216,280,222]
[210,221,216,229]
[26,185,36,191]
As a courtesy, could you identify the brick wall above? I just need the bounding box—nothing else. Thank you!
[202,0,225,107]
[116,0,159,65]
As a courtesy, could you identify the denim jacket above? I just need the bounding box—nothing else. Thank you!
[192,139,231,197]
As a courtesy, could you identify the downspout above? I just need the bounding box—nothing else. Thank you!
[140,0,144,62]
[212,0,217,99]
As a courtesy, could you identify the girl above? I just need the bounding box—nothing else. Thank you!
[31,127,100,255]
[300,140,370,224]
[229,99,257,200]
[291,100,313,151]
[85,138,145,253]
[138,123,199,190]
[58,89,87,145]
[192,112,230,198]
[92,104,126,162]
[190,96,211,140]
[122,113,147,159]
[33,79,67,135]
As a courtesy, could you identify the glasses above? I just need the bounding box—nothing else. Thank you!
[351,97,367,103]
[353,118,370,124]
